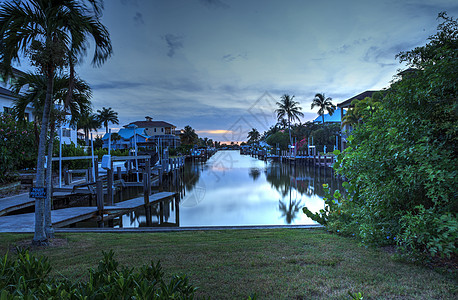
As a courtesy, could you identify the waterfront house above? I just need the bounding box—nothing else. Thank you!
[103,117,180,150]
[337,90,379,149]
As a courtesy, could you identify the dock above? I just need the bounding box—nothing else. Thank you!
[0,192,177,233]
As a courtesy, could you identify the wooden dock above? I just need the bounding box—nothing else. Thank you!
[0,192,177,232]
[0,193,35,216]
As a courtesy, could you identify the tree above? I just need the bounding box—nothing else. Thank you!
[111,132,121,150]
[275,94,304,146]
[327,12,458,258]
[181,125,198,145]
[0,0,112,244]
[311,93,336,125]
[77,110,100,145]
[97,107,119,133]
[12,72,92,238]
[247,128,260,145]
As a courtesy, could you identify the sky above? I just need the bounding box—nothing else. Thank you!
[14,0,458,142]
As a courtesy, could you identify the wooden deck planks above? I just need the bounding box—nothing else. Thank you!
[0,193,35,217]
[0,192,177,232]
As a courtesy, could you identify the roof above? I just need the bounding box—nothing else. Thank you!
[313,107,344,124]
[125,120,175,128]
[0,86,14,97]
[102,127,149,140]
[337,90,379,108]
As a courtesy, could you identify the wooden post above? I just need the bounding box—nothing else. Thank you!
[96,179,104,228]
[143,171,152,226]
[175,194,180,227]
[107,168,113,205]
[94,158,99,179]
[117,166,122,180]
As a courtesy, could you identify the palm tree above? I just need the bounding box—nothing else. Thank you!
[247,128,260,144]
[97,107,119,133]
[0,0,112,244]
[275,94,304,146]
[77,110,100,145]
[342,108,360,127]
[311,93,336,125]
[181,125,198,145]
[111,132,121,150]
[12,72,92,238]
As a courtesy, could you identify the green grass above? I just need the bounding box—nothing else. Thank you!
[1,229,456,299]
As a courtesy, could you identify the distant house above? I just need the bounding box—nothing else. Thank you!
[103,117,181,150]
[0,68,77,145]
[102,127,149,150]
[337,90,379,149]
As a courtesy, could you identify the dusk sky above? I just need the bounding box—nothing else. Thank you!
[17,0,458,142]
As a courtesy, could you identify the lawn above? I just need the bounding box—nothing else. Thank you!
[0,228,456,299]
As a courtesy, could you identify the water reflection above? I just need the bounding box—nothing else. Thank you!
[112,151,342,228]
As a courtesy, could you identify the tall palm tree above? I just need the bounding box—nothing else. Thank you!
[311,93,336,125]
[97,107,119,133]
[275,94,304,146]
[13,72,92,238]
[0,0,112,244]
[181,125,198,145]
[247,128,260,144]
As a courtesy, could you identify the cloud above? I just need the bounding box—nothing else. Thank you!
[162,34,184,57]
[199,0,229,9]
[222,52,248,62]
[133,12,144,25]
[91,80,147,90]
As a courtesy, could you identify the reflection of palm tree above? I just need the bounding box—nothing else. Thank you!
[249,168,261,181]
[278,197,302,224]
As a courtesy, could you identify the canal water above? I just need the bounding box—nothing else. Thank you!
[121,150,342,228]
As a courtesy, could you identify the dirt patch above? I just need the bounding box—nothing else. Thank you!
[10,238,69,253]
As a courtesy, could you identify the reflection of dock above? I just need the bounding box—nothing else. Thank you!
[0,192,177,232]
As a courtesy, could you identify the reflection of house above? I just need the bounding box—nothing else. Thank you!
[337,90,379,149]
[103,117,181,149]
[1,68,77,145]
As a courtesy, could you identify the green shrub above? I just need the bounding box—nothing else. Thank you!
[398,206,457,259]
[0,249,198,299]
[0,113,37,183]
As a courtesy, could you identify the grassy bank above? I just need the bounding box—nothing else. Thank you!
[0,229,456,299]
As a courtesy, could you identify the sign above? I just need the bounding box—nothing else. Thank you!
[30,187,47,199]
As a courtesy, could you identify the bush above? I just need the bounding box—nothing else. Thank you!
[308,14,458,259]
[0,249,198,299]
[0,113,37,183]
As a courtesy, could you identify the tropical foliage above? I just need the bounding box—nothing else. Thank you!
[0,113,37,183]
[311,93,336,124]
[0,249,198,299]
[0,0,112,243]
[181,125,198,145]
[305,12,458,259]
[97,106,119,133]
[247,128,260,144]
[275,94,304,145]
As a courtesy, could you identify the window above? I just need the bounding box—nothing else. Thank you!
[161,128,164,132]
[154,128,156,132]
[62,128,71,137]
[3,107,11,114]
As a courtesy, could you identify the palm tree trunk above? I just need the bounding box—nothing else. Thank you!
[33,71,54,245]
[45,123,55,238]
[322,114,325,125]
